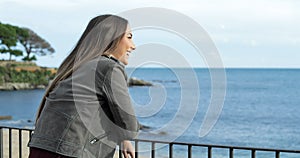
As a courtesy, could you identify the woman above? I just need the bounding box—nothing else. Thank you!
[28,15,139,158]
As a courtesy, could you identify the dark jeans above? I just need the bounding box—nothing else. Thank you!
[29,147,73,158]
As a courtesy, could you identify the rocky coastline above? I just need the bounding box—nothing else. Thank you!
[0,82,46,91]
[0,78,152,91]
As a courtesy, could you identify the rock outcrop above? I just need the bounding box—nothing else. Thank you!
[128,77,153,86]
[0,115,12,120]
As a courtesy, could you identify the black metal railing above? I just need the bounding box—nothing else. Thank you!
[1,126,300,158]
[130,138,300,158]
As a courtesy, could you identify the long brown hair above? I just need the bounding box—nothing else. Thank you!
[36,15,128,121]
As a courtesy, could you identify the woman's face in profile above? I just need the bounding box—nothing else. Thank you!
[113,25,135,65]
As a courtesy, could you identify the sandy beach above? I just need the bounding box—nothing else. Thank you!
[1,129,139,158]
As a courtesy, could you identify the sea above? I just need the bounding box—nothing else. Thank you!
[1,68,300,158]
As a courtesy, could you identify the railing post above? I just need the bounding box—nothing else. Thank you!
[169,143,173,158]
[208,146,212,158]
[28,130,31,139]
[19,129,22,158]
[151,142,155,158]
[135,140,138,158]
[119,142,122,158]
[229,148,234,158]
[251,149,256,158]
[276,151,280,158]
[9,128,12,158]
[0,128,3,158]
[188,145,192,158]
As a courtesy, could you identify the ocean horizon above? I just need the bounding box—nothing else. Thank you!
[1,68,300,157]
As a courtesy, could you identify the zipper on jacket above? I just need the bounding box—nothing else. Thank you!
[89,133,107,144]
[90,138,99,144]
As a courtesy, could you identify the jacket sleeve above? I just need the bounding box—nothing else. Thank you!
[103,65,139,141]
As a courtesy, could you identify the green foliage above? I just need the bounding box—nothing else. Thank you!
[20,28,55,61]
[22,55,37,61]
[10,49,23,57]
[14,26,29,42]
[0,22,56,86]
[0,66,6,84]
[0,23,17,47]
[0,65,56,86]
[0,22,55,61]
[0,23,24,60]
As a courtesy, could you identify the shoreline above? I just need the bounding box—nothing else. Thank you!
[0,77,152,91]
[0,82,46,91]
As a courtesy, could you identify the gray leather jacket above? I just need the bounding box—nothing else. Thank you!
[28,56,139,158]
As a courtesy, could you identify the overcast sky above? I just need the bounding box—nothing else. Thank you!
[1,0,299,68]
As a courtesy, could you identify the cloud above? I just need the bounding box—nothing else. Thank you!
[1,0,300,67]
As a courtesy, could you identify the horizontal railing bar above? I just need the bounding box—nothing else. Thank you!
[0,126,34,131]
[1,126,300,156]
[135,138,300,154]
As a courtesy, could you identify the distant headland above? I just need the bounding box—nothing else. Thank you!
[0,60,56,90]
[0,60,152,91]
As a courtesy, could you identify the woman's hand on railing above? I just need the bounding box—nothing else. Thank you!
[122,140,135,158]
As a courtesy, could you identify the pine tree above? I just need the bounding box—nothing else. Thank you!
[19,28,55,61]
[0,23,23,60]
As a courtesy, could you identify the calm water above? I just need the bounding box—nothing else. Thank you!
[1,68,300,157]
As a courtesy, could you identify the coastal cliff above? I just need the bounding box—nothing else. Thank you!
[0,60,56,90]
